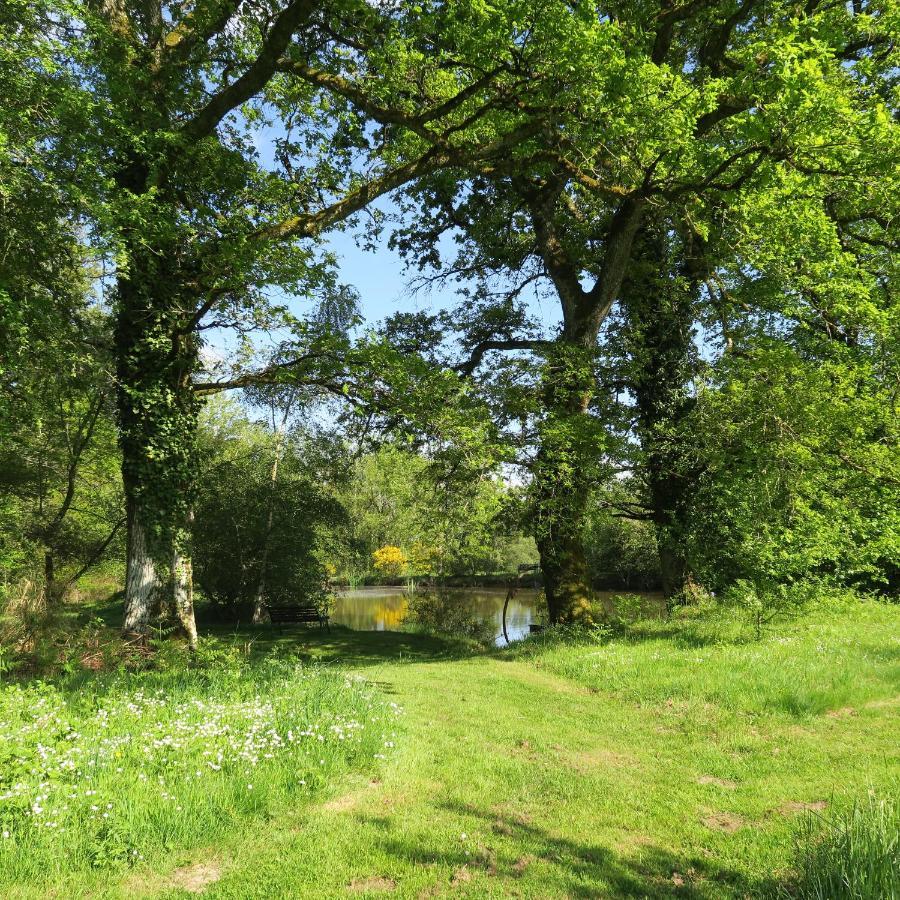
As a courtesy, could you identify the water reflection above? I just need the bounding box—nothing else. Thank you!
[331,587,539,645]
[330,586,666,644]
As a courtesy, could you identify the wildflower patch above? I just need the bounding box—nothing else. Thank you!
[0,657,401,885]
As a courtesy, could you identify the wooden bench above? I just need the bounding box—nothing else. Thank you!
[268,605,330,631]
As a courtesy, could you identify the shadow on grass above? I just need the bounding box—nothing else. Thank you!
[201,622,480,669]
[368,800,780,899]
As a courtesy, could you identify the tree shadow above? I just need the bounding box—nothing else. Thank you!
[363,799,781,898]
[202,623,481,669]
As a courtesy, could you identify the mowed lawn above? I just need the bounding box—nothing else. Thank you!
[6,598,899,898]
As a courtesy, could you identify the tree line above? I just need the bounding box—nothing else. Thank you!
[1,0,897,645]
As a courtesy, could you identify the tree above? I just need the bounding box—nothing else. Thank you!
[380,0,899,619]
[192,397,343,618]
[338,446,536,581]
[16,0,562,640]
[1,5,123,606]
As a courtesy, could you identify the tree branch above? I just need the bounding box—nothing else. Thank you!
[456,338,553,376]
[180,0,318,142]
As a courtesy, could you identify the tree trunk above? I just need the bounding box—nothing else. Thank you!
[122,501,164,638]
[114,240,201,639]
[252,420,289,625]
[252,397,296,624]
[173,545,198,649]
[657,527,693,598]
[536,528,593,624]
[43,549,58,606]
[530,344,598,624]
[621,227,702,601]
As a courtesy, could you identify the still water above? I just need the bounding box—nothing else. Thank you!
[331,586,540,645]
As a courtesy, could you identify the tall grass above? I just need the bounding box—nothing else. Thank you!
[0,649,400,887]
[786,792,899,899]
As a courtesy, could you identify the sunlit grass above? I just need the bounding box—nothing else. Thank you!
[1,596,897,897]
[510,596,899,719]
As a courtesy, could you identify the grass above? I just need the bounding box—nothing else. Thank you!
[0,648,400,895]
[786,793,899,899]
[0,594,897,897]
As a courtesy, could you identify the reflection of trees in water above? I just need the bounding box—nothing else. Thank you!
[331,588,542,641]
[407,590,497,644]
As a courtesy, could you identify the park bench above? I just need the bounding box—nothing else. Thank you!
[268,605,330,631]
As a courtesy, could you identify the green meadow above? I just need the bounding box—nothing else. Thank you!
[2,596,896,898]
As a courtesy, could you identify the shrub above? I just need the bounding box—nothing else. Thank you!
[405,589,495,645]
[724,578,821,639]
[372,545,408,579]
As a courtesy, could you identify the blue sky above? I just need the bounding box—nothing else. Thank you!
[237,121,562,355]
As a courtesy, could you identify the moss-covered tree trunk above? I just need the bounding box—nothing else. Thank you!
[621,229,700,600]
[521,187,646,623]
[115,239,200,641]
[531,344,598,624]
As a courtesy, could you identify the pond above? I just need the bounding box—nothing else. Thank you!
[331,586,539,645]
[330,586,665,645]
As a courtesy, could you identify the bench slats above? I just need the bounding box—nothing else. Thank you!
[268,606,330,630]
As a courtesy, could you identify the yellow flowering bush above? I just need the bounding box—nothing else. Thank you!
[372,545,408,578]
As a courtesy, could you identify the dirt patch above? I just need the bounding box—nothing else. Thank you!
[512,855,534,876]
[323,793,358,813]
[825,706,857,719]
[491,804,533,829]
[701,812,744,833]
[167,861,222,894]
[779,800,827,815]
[450,866,472,886]
[697,775,738,789]
[567,747,635,772]
[348,875,397,892]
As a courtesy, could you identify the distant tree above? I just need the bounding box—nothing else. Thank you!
[192,398,343,618]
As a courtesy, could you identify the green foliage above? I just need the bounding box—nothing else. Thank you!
[405,590,497,646]
[685,339,900,594]
[786,792,899,900]
[724,579,821,640]
[337,446,536,581]
[583,495,660,591]
[192,399,342,616]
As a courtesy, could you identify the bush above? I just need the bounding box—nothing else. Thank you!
[724,578,821,639]
[405,589,496,645]
[372,545,408,579]
[785,792,899,899]
[583,503,660,590]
